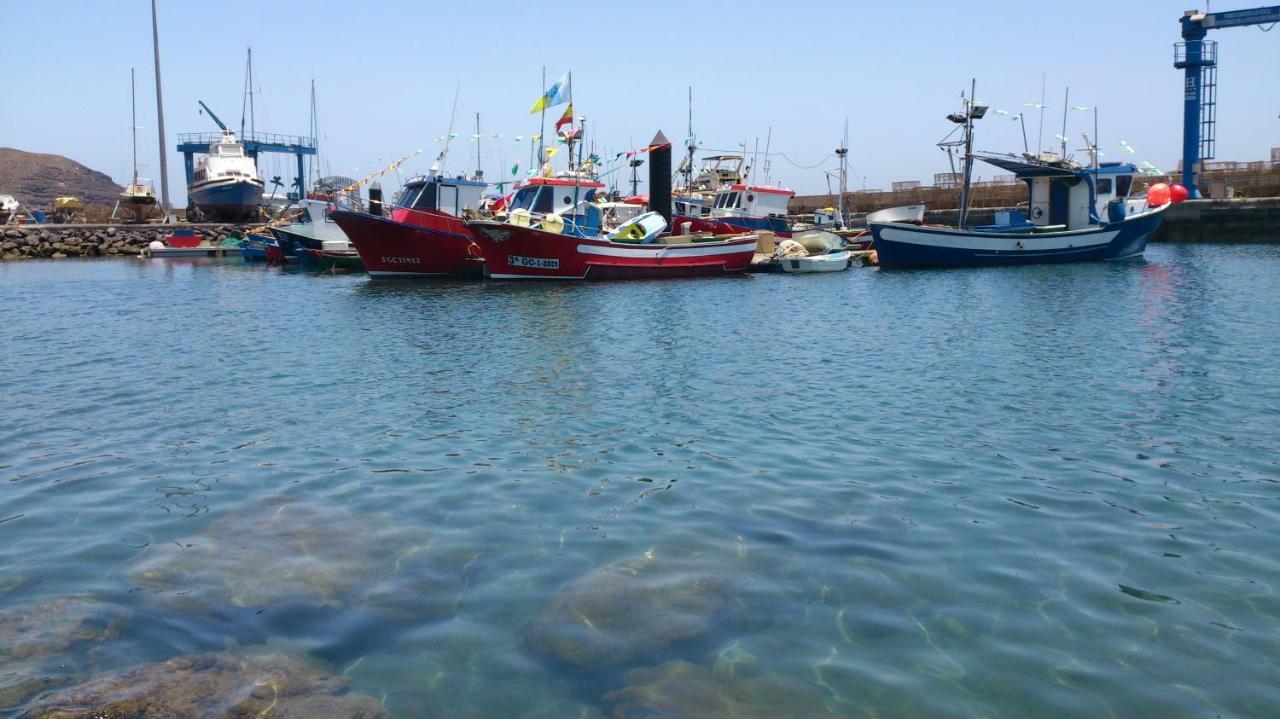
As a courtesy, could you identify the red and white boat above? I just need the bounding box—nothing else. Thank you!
[466,177,758,280]
[329,174,487,278]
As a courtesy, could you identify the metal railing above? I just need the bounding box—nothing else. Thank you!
[177,131,316,150]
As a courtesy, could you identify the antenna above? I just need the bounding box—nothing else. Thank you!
[1060,87,1070,159]
[435,84,460,175]
[475,112,483,180]
[835,118,849,226]
[1037,73,1046,156]
[762,127,773,186]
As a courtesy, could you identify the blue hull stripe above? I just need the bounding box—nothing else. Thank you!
[870,209,1166,268]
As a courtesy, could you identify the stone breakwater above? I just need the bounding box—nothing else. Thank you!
[1,224,242,260]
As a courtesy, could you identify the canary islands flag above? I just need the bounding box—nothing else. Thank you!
[531,71,572,114]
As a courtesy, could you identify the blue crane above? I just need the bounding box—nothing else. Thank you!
[1175,5,1280,197]
[197,100,228,133]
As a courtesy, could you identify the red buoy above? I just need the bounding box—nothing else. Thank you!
[1169,184,1189,204]
[1148,183,1171,207]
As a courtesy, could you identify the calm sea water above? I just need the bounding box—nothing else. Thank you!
[2,245,1279,717]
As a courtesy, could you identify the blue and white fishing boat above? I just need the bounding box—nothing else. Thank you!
[870,84,1176,268]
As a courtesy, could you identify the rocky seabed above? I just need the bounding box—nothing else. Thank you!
[1,225,241,260]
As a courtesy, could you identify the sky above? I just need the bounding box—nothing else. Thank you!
[2,0,1278,204]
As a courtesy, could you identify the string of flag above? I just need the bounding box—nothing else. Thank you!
[341,149,423,193]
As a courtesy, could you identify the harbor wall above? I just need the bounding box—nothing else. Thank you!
[1,224,242,260]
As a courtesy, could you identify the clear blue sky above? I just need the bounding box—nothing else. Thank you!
[3,1,1277,202]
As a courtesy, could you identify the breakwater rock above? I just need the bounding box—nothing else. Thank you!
[1,224,241,261]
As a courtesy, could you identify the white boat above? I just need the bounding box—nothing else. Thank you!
[0,194,18,224]
[779,249,852,273]
[866,204,925,224]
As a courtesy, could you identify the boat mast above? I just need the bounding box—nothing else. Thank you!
[958,79,977,229]
[1059,87,1070,159]
[149,0,171,218]
[130,68,139,186]
[683,86,695,192]
[537,66,546,171]
[240,47,256,138]
[308,78,318,193]
[474,112,483,180]
[835,118,848,227]
[435,84,460,176]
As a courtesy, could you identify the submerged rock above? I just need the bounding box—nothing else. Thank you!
[19,651,391,718]
[603,660,827,719]
[523,553,728,669]
[0,597,131,708]
[128,497,466,621]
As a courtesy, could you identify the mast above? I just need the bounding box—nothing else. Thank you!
[835,118,849,227]
[130,68,139,185]
[149,0,171,217]
[1060,87,1070,159]
[958,79,977,229]
[309,78,318,191]
[684,86,695,191]
[537,66,546,171]
[762,127,773,185]
[1036,73,1046,156]
[474,112,482,180]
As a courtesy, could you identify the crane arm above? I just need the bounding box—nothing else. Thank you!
[197,101,228,132]
[1187,5,1280,33]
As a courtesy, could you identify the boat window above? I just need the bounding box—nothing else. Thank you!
[1116,175,1133,198]
[398,185,422,209]
[414,182,438,210]
[532,188,554,213]
[1095,178,1113,194]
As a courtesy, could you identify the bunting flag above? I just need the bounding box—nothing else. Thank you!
[511,162,519,176]
[555,104,574,132]
[530,71,572,114]
[544,147,559,158]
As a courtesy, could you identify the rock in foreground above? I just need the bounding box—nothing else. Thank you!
[0,597,131,708]
[603,660,827,719]
[523,553,728,669]
[19,651,391,719]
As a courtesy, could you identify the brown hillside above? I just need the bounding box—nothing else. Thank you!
[0,147,124,211]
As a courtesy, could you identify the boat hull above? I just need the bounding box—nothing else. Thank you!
[869,206,1167,268]
[302,248,365,273]
[675,214,791,238]
[779,250,853,273]
[330,209,483,278]
[188,179,263,221]
[241,232,271,261]
[467,221,758,280]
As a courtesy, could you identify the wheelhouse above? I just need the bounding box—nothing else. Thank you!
[505,177,606,238]
[975,154,1142,231]
[393,175,487,219]
[708,184,794,221]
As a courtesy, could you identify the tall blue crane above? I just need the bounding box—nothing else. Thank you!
[1175,5,1280,197]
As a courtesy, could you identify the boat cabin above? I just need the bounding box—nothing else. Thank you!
[506,177,606,237]
[393,175,487,220]
[709,184,794,222]
[975,155,1142,231]
[688,155,745,194]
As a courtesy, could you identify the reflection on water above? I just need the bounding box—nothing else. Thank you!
[2,245,1279,717]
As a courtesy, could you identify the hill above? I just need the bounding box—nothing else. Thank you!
[0,147,123,210]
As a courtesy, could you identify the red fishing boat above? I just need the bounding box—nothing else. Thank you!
[466,177,758,280]
[329,174,487,278]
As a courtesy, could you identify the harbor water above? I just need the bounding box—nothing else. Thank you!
[2,245,1278,717]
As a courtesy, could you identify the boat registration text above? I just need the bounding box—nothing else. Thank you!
[508,255,559,269]
[380,256,422,265]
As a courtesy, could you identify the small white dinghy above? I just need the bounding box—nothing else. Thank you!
[779,250,852,273]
